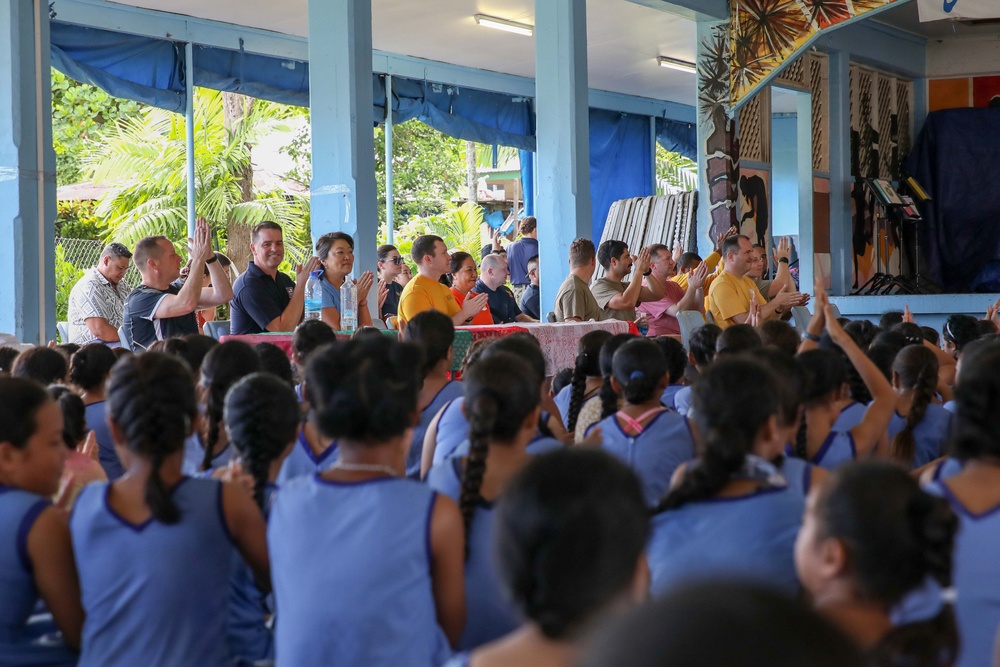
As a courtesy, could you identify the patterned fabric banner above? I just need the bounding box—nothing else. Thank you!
[730,0,904,108]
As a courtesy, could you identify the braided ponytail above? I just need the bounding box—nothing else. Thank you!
[566,331,612,433]
[460,392,495,559]
[107,353,198,524]
[597,334,635,420]
[199,342,261,471]
[890,345,939,467]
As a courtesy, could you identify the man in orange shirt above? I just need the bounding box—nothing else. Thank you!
[398,234,489,328]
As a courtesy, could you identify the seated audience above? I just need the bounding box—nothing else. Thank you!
[447,252,494,326]
[122,219,233,350]
[715,323,762,356]
[887,345,950,469]
[12,347,67,385]
[591,240,664,322]
[476,253,536,323]
[69,343,122,479]
[399,234,487,328]
[230,221,319,335]
[672,324,721,417]
[268,336,464,666]
[707,235,804,329]
[759,319,800,356]
[0,345,20,375]
[554,238,604,322]
[555,330,613,434]
[574,333,636,442]
[941,313,979,362]
[652,336,688,410]
[49,385,106,509]
[376,244,405,321]
[637,244,706,336]
[505,216,538,305]
[446,449,650,667]
[253,341,294,387]
[313,232,375,330]
[520,255,541,320]
[68,242,132,345]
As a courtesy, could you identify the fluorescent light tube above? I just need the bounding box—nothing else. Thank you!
[474,14,534,37]
[657,56,697,74]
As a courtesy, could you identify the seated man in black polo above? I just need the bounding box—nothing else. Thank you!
[474,253,537,324]
[520,254,541,320]
[122,218,233,351]
[230,221,320,334]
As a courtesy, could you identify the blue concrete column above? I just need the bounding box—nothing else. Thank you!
[0,0,56,343]
[307,0,378,311]
[796,91,814,296]
[535,0,591,318]
[827,51,852,296]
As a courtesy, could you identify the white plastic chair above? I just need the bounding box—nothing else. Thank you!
[677,310,707,352]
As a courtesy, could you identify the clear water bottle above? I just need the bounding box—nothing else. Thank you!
[340,279,358,332]
[304,270,323,322]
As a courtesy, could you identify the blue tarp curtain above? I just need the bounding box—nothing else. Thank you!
[50,20,682,241]
[908,108,1000,292]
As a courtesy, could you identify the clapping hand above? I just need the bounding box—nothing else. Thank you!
[715,225,738,252]
[749,291,761,328]
[354,271,375,303]
[634,247,652,276]
[377,279,389,309]
[295,256,322,283]
[690,261,708,290]
[771,236,792,267]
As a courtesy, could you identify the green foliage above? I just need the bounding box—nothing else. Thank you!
[54,245,85,323]
[82,88,308,248]
[656,145,699,193]
[394,202,486,261]
[55,200,104,240]
[51,69,143,186]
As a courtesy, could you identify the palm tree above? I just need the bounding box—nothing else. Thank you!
[83,88,308,268]
[393,202,486,262]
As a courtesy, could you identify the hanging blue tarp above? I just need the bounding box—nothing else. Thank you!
[194,44,309,108]
[590,109,654,241]
[656,117,697,161]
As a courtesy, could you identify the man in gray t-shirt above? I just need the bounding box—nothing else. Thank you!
[591,240,664,321]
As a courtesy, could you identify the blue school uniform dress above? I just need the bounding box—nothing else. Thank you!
[427,459,519,651]
[181,432,233,476]
[589,409,695,506]
[661,384,684,411]
[408,381,464,477]
[450,433,563,459]
[268,475,451,667]
[0,487,77,666]
[647,468,803,597]
[553,385,572,427]
[810,431,856,470]
[777,456,815,498]
[926,481,1000,667]
[832,401,866,433]
[84,401,123,480]
[886,403,952,469]
[228,484,277,665]
[70,478,234,667]
[673,386,693,417]
[275,430,337,485]
[432,398,469,467]
[932,457,963,481]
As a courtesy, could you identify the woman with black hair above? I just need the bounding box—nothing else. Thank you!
[446,252,494,325]
[183,341,261,474]
[445,448,650,667]
[555,330,612,434]
[314,231,375,330]
[573,333,636,442]
[48,385,105,509]
[795,462,958,666]
[942,314,979,361]
[427,352,542,651]
[586,339,694,506]
[69,352,270,666]
[268,336,465,666]
[223,373,299,666]
[69,343,121,479]
[672,323,721,417]
[648,356,803,596]
[886,345,951,469]
[0,377,82,666]
[403,310,464,478]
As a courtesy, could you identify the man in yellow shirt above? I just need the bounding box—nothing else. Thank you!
[398,235,488,328]
[707,235,804,328]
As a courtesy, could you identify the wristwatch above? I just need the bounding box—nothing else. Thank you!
[778,257,789,264]
[643,269,652,277]
[802,332,821,342]
[205,255,218,265]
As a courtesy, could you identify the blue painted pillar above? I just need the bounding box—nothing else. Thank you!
[796,91,814,296]
[828,51,852,296]
[307,0,378,307]
[0,0,55,343]
[534,0,591,318]
[518,149,534,217]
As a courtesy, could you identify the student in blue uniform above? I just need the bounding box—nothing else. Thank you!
[795,301,894,470]
[427,352,541,651]
[573,333,636,442]
[182,340,261,474]
[887,344,951,469]
[224,373,299,666]
[653,336,688,411]
[0,377,81,666]
[795,462,958,666]
[402,310,464,477]
[648,356,803,597]
[673,324,720,417]
[587,339,694,506]
[70,352,270,667]
[556,330,612,434]
[70,343,121,480]
[268,336,465,666]
[291,319,337,401]
[445,448,651,667]
[924,340,1000,667]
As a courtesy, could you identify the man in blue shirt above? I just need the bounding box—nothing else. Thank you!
[505,216,538,305]
[520,254,541,320]
[474,253,537,324]
[230,221,320,334]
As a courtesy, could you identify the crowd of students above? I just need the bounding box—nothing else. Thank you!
[4,276,1000,667]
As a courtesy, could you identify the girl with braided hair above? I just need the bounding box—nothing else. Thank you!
[426,351,542,651]
[554,329,612,434]
[924,339,1000,667]
[223,373,299,665]
[0,377,81,666]
[444,449,651,667]
[795,462,959,667]
[887,345,950,469]
[585,339,694,507]
[672,323,721,417]
[69,352,269,666]
[182,340,260,474]
[70,342,121,479]
[268,335,464,666]
[647,356,803,596]
[573,333,636,442]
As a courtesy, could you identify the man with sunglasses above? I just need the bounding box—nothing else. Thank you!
[377,244,406,321]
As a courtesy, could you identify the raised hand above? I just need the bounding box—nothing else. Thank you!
[79,430,100,462]
[672,242,684,263]
[749,291,761,328]
[690,261,709,289]
[295,256,322,283]
[634,247,652,276]
[460,292,489,321]
[825,304,851,347]
[189,217,214,264]
[772,236,791,266]
[377,279,389,309]
[354,271,375,302]
[716,225,738,252]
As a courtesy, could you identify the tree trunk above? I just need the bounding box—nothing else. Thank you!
[465,141,477,204]
[223,92,255,273]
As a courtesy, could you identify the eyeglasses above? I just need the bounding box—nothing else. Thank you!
[383,256,404,265]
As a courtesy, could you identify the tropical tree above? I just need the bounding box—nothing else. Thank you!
[656,145,699,193]
[82,88,308,268]
[393,202,486,262]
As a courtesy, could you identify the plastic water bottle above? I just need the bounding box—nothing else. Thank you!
[340,279,358,332]
[304,270,323,322]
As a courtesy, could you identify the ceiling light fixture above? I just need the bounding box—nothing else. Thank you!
[474,14,534,37]
[657,56,697,74]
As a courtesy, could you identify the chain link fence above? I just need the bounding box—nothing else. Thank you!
[57,237,141,286]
